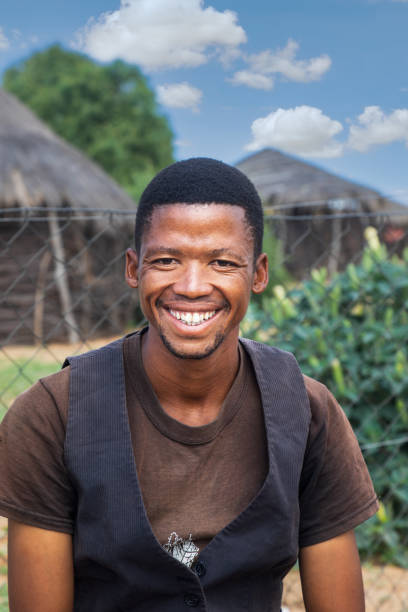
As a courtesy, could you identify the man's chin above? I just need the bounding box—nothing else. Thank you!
[159,331,225,360]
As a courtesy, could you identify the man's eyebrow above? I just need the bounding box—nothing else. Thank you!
[208,248,246,261]
[143,246,247,262]
[144,246,183,258]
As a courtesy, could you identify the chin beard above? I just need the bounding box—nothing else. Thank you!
[159,330,225,360]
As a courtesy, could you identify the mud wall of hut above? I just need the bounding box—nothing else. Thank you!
[1,214,135,345]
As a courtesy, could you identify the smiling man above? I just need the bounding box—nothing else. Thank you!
[0,158,378,611]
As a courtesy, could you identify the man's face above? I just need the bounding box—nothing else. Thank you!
[126,203,268,360]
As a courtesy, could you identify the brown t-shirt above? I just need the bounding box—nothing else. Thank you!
[0,333,378,558]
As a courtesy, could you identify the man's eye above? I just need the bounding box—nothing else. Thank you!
[214,259,237,268]
[153,257,176,265]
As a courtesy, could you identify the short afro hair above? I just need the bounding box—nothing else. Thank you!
[135,157,264,257]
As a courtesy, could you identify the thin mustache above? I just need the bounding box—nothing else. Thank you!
[157,298,228,310]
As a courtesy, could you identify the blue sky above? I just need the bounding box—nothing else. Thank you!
[1,0,408,204]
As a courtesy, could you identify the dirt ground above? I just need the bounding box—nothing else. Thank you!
[0,335,121,364]
[282,564,408,611]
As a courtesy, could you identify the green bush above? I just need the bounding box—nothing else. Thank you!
[243,227,408,566]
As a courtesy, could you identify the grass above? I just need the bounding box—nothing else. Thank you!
[0,584,7,612]
[0,358,60,419]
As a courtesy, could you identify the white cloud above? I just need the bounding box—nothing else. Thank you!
[245,105,344,158]
[0,29,39,51]
[251,40,331,82]
[229,70,274,90]
[73,0,246,72]
[348,106,408,151]
[0,27,10,50]
[157,82,203,112]
[230,39,331,90]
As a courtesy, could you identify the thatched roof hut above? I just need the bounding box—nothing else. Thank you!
[236,148,387,208]
[236,148,408,277]
[0,89,137,345]
[0,89,137,212]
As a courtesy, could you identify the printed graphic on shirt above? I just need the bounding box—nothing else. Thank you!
[163,532,199,568]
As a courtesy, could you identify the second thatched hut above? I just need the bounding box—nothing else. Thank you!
[236,148,408,278]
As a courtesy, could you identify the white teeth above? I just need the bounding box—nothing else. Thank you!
[169,310,216,326]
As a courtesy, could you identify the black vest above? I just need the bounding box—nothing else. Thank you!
[64,335,311,611]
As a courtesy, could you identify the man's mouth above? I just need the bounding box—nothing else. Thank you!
[168,309,217,326]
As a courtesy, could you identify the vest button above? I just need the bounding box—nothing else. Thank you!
[184,592,200,607]
[194,561,206,577]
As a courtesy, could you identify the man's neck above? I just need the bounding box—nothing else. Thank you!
[141,330,240,427]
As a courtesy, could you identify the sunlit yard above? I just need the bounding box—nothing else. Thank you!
[0,357,61,418]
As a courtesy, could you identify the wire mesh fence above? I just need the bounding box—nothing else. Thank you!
[0,205,407,610]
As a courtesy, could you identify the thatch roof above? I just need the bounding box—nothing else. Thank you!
[0,89,136,211]
[236,148,408,217]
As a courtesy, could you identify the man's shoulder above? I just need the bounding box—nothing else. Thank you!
[2,365,70,433]
[41,364,71,393]
[303,374,329,402]
[302,374,349,430]
[240,338,310,385]
[239,337,296,361]
[63,334,129,367]
[240,338,332,413]
[16,366,70,407]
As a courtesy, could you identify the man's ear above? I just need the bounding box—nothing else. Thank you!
[252,253,269,294]
[125,248,139,288]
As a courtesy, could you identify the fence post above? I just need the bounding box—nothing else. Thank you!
[327,214,342,277]
[47,209,80,344]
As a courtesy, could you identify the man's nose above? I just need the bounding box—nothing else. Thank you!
[172,262,212,298]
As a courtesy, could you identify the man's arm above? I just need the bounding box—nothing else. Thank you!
[299,530,365,612]
[8,520,74,612]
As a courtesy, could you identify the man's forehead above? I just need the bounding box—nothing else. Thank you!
[148,202,248,221]
[142,203,253,247]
